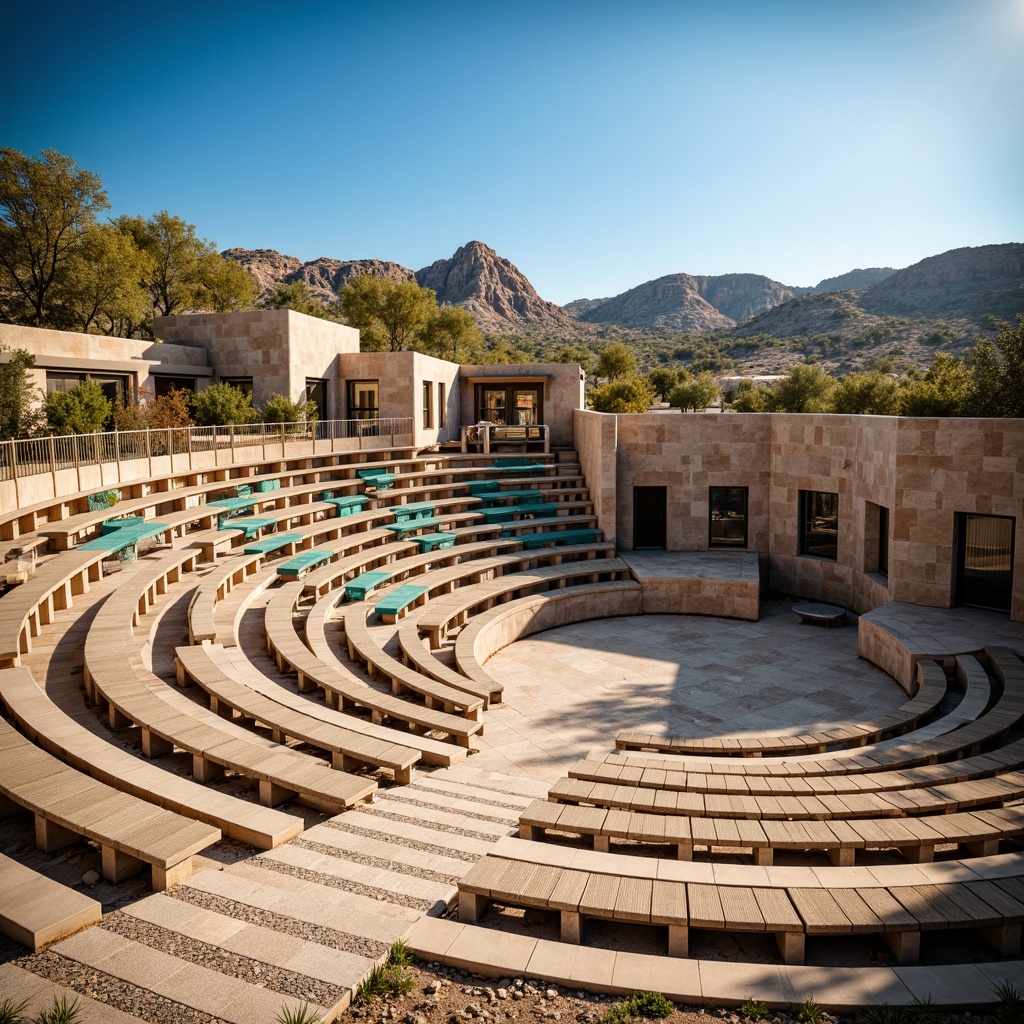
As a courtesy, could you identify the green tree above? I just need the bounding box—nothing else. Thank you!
[553,343,595,377]
[595,342,636,381]
[261,392,317,423]
[900,352,974,417]
[113,387,194,431]
[771,363,835,413]
[481,338,532,364]
[0,347,42,440]
[58,223,153,335]
[830,370,903,415]
[339,275,437,351]
[44,380,111,435]
[969,314,1024,417]
[589,374,656,413]
[189,382,258,426]
[729,380,773,412]
[669,371,720,412]
[418,305,484,362]
[264,280,341,321]
[647,367,682,402]
[200,252,260,313]
[0,148,109,326]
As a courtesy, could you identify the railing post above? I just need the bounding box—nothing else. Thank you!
[187,426,193,472]
[146,428,152,477]
[10,439,20,509]
[167,427,173,471]
[113,430,122,483]
[229,424,235,456]
[72,434,81,492]
[48,435,56,491]
[281,422,285,456]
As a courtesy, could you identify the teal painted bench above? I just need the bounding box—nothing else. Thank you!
[517,528,601,549]
[357,468,394,490]
[467,479,499,495]
[277,549,332,580]
[392,501,435,522]
[490,459,546,473]
[255,478,280,493]
[345,570,393,601]
[374,584,428,623]
[234,484,253,498]
[479,503,559,524]
[385,517,443,539]
[223,517,276,540]
[474,490,544,506]
[100,516,145,534]
[79,521,171,557]
[208,496,257,513]
[321,493,369,517]
[415,532,457,552]
[244,532,303,556]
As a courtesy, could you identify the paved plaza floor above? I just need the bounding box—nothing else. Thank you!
[476,600,905,781]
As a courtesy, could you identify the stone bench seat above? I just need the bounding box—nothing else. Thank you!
[413,558,631,648]
[0,715,221,891]
[0,665,302,849]
[174,643,417,783]
[414,532,457,552]
[473,489,546,505]
[345,570,394,601]
[478,503,563,524]
[187,553,265,644]
[520,795,1024,866]
[385,516,446,539]
[78,519,174,555]
[516,528,602,548]
[320,493,369,517]
[264,583,482,749]
[243,531,305,556]
[0,852,102,951]
[220,516,276,539]
[276,548,333,580]
[616,659,950,757]
[793,602,848,627]
[373,584,429,623]
[390,501,436,522]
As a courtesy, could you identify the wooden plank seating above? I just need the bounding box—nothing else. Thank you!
[276,548,332,580]
[78,519,174,555]
[342,601,486,718]
[373,584,429,623]
[478,503,561,525]
[517,529,601,549]
[81,551,378,813]
[357,468,394,490]
[263,583,481,752]
[0,714,220,891]
[0,852,102,951]
[221,517,276,539]
[415,532,457,552]
[208,495,258,514]
[385,517,446,539]
[414,558,630,648]
[459,838,1024,964]
[617,659,950,756]
[244,532,304,556]
[345,570,394,601]
[0,666,302,849]
[187,553,264,644]
[0,550,106,668]
[518,795,1024,866]
[321,493,369,516]
[174,643,418,783]
[474,489,545,505]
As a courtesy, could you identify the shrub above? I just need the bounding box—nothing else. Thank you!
[0,996,28,1024]
[261,393,317,424]
[624,991,674,1019]
[358,963,415,1001]
[44,380,111,434]
[599,1003,635,1024]
[857,1005,906,1024]
[739,998,769,1021]
[32,995,83,1024]
[275,1003,322,1024]
[189,382,257,426]
[795,997,826,1024]
[995,982,1024,1024]
[909,994,937,1024]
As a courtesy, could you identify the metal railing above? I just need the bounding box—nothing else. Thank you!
[0,417,415,488]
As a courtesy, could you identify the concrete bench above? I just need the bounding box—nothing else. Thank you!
[0,665,302,849]
[264,583,472,766]
[517,528,601,548]
[345,570,394,601]
[479,503,560,524]
[187,553,264,643]
[276,548,332,580]
[321,493,369,517]
[208,496,258,516]
[616,659,950,756]
[392,501,436,522]
[0,852,102,950]
[357,468,394,490]
[386,516,445,539]
[473,489,545,505]
[255,477,281,493]
[489,459,549,473]
[0,715,221,891]
[793,602,848,627]
[100,515,146,534]
[78,520,174,556]
[175,642,416,783]
[373,584,429,623]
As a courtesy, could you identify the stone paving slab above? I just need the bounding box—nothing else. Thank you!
[0,963,148,1022]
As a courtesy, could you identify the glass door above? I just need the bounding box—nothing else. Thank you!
[956,513,1015,611]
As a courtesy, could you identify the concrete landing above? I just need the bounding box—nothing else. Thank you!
[620,550,760,621]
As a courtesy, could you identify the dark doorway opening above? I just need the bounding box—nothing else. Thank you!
[954,513,1015,612]
[633,486,667,549]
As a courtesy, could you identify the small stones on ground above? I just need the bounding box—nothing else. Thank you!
[82,869,100,884]
[497,989,508,1000]
[546,990,558,1000]
[426,980,442,995]
[512,990,524,1001]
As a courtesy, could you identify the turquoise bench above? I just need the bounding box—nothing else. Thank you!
[479,503,559,524]
[467,479,500,495]
[345,570,393,601]
[357,468,394,490]
[374,584,428,623]
[255,478,280,493]
[221,517,275,540]
[474,489,544,506]
[234,484,253,498]
[208,496,257,513]
[321,493,369,517]
[392,501,435,522]
[244,532,303,556]
[415,532,457,552]
[385,517,443,539]
[490,459,546,474]
[79,521,171,557]
[517,528,601,549]
[100,516,145,534]
[277,549,332,580]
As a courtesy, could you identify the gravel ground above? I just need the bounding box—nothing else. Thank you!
[322,819,478,862]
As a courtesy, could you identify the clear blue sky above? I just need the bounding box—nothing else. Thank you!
[5,0,1023,303]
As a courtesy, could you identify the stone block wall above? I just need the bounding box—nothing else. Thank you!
[573,410,618,546]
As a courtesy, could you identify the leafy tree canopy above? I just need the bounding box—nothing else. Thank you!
[969,314,1024,418]
[900,353,973,417]
[44,380,111,435]
[113,387,194,431]
[668,371,720,412]
[0,347,42,440]
[647,367,683,402]
[417,304,484,362]
[340,275,437,352]
[771,363,836,413]
[595,342,636,381]
[261,392,317,423]
[830,370,903,415]
[189,382,258,426]
[264,280,342,321]
[590,374,656,413]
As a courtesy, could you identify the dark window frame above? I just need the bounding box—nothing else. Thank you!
[438,381,446,428]
[474,383,543,426]
[220,376,253,397]
[346,379,379,422]
[708,486,749,549]
[799,489,840,561]
[153,375,197,397]
[877,504,890,578]
[422,380,433,429]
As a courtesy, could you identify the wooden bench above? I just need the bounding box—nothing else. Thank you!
[385,517,446,539]
[517,528,601,548]
[415,532,457,552]
[221,517,276,540]
[264,583,480,755]
[0,665,302,849]
[0,714,221,890]
[175,643,418,783]
[276,548,333,580]
[0,852,102,950]
[373,584,429,623]
[478,503,561,524]
[244,531,305,556]
[321,493,369,517]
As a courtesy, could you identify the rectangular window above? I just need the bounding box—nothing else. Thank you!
[709,487,748,548]
[474,383,543,426]
[46,371,83,394]
[220,376,253,397]
[437,382,446,428]
[799,490,839,561]
[347,380,379,422]
[877,505,889,577]
[153,375,196,397]
[305,378,327,419]
[955,513,1015,612]
[422,380,433,429]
